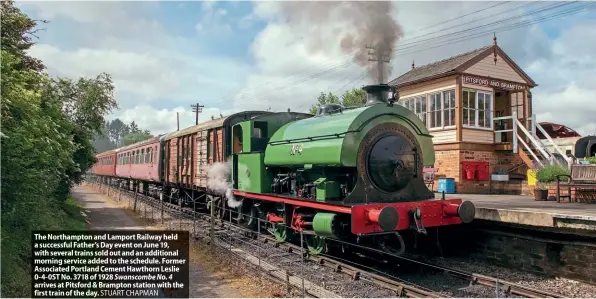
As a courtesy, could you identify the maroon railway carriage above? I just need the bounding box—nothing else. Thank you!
[115,136,162,182]
[92,150,117,177]
[160,111,276,197]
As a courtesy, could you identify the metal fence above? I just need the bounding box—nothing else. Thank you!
[86,177,348,298]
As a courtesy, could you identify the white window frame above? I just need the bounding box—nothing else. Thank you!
[462,89,493,130]
[428,92,442,129]
[400,96,427,126]
[442,89,456,127]
[401,88,457,131]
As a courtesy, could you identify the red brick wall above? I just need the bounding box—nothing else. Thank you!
[433,150,460,186]
[432,148,527,194]
[547,184,596,203]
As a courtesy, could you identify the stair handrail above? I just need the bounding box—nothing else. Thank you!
[532,115,571,167]
[513,114,559,165]
[517,134,544,167]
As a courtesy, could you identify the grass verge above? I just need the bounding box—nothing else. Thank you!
[1,194,88,297]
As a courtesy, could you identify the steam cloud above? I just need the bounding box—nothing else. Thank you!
[206,161,243,208]
[279,1,404,84]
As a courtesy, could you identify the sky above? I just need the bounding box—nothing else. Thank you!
[18,1,596,136]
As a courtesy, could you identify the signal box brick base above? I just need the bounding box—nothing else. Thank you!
[432,146,526,195]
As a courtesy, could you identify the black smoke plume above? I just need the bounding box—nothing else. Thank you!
[279,1,404,84]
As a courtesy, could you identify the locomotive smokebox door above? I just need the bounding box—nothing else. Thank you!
[347,122,434,203]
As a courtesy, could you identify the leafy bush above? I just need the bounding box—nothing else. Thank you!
[1,2,115,297]
[535,164,570,183]
[586,155,596,164]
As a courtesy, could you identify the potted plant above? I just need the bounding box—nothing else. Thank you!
[533,182,549,201]
[535,164,570,201]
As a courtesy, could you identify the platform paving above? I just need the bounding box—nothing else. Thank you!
[438,193,596,232]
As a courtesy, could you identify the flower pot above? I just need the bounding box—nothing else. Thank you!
[533,189,548,201]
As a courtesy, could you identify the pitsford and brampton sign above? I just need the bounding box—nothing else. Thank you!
[463,75,525,91]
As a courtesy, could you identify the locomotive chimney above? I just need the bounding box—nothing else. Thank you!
[362,84,397,106]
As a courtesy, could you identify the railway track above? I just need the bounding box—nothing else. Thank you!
[90,182,565,298]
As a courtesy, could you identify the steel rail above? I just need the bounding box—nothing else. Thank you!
[104,185,442,298]
[95,183,565,298]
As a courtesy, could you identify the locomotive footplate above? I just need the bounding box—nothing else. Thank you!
[233,190,476,236]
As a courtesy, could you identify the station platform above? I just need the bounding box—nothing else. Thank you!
[438,193,596,233]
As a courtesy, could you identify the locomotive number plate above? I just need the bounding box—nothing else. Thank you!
[290,144,303,155]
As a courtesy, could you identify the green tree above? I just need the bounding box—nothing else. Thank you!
[93,124,116,152]
[308,88,367,114]
[108,118,129,145]
[45,74,118,197]
[340,88,367,107]
[129,121,140,133]
[1,2,117,296]
[309,92,340,114]
[121,131,153,146]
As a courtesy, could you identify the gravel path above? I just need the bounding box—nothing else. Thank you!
[72,185,245,298]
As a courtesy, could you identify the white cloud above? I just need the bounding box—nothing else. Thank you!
[21,0,252,134]
[234,1,595,136]
[21,1,595,138]
[231,2,535,112]
[195,1,233,36]
[111,105,235,135]
[529,20,596,136]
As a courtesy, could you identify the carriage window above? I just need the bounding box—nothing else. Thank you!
[141,149,145,164]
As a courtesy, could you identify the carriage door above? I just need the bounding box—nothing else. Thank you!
[196,130,208,187]
[232,124,243,189]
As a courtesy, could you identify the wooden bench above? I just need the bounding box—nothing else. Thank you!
[556,164,596,203]
[423,167,439,192]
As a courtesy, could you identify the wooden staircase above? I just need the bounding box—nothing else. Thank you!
[494,112,571,170]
